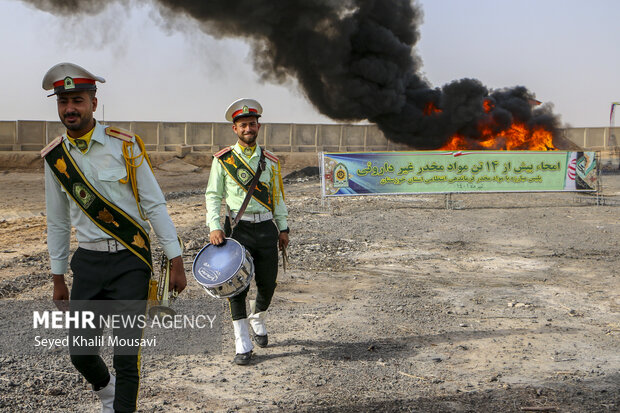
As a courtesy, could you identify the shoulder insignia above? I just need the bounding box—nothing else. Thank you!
[105,126,134,142]
[263,149,279,163]
[40,136,63,158]
[214,146,233,158]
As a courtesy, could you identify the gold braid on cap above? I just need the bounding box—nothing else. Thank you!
[120,136,153,220]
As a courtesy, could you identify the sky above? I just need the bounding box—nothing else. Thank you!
[0,0,618,127]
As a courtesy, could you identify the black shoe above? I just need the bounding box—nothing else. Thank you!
[234,351,252,365]
[253,334,268,348]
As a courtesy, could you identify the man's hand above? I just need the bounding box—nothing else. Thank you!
[279,231,289,251]
[52,274,69,311]
[169,256,187,294]
[209,229,225,246]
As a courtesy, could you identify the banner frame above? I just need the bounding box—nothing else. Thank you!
[319,150,600,198]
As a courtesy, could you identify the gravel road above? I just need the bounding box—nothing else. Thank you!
[0,166,618,412]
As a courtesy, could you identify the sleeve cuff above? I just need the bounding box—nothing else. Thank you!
[162,241,183,260]
[275,218,288,232]
[208,220,222,232]
[50,259,68,275]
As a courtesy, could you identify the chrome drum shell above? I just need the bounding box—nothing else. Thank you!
[192,238,255,299]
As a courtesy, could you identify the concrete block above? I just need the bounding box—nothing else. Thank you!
[292,146,317,153]
[187,122,213,146]
[213,123,236,146]
[17,121,46,147]
[318,125,341,147]
[257,124,266,147]
[270,145,293,152]
[365,124,388,146]
[46,122,65,143]
[191,145,212,152]
[266,123,292,146]
[341,125,365,146]
[0,121,16,150]
[176,144,192,158]
[160,122,186,146]
[131,122,159,146]
[292,124,316,147]
[584,127,606,148]
[563,128,585,148]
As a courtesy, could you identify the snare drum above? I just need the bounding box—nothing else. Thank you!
[192,238,254,299]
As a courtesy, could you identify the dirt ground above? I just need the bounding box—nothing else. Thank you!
[0,162,618,413]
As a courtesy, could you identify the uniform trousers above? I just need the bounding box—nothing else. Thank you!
[68,247,150,413]
[224,219,279,320]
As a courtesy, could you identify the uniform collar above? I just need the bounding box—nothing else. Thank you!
[234,142,261,159]
[64,120,107,151]
[64,120,106,144]
[90,121,107,146]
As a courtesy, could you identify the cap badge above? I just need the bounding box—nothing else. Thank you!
[64,76,75,90]
[242,105,249,114]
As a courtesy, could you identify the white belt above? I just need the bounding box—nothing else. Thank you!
[232,211,273,223]
[79,239,127,253]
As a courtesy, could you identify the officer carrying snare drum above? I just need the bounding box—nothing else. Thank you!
[204,98,289,365]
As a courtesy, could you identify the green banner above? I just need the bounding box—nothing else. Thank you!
[321,151,597,196]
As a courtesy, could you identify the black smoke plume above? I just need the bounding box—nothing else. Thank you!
[23,0,560,149]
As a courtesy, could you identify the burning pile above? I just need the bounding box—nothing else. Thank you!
[435,98,556,151]
[440,124,555,151]
[20,0,562,150]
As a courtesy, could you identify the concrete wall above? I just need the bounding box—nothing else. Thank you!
[0,121,16,151]
[0,120,617,153]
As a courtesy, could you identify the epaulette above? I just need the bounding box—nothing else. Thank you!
[105,126,134,142]
[214,146,232,158]
[263,149,279,163]
[40,136,63,158]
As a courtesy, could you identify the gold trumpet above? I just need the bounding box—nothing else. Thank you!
[148,239,183,319]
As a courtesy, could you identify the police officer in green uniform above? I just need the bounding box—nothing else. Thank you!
[41,62,186,412]
[205,98,289,365]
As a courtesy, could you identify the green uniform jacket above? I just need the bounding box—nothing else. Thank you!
[205,143,288,231]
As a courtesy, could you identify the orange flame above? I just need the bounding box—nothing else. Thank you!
[440,134,468,151]
[483,99,494,113]
[423,102,442,116]
[439,99,556,151]
[440,122,556,151]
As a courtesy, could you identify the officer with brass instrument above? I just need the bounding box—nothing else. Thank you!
[205,98,289,365]
[148,239,184,319]
[41,63,186,412]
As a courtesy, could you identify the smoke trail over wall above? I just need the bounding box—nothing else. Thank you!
[22,0,560,149]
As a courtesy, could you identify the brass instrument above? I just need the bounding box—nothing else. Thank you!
[148,239,183,319]
[281,245,288,273]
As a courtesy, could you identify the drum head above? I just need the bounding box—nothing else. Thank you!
[192,238,246,287]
